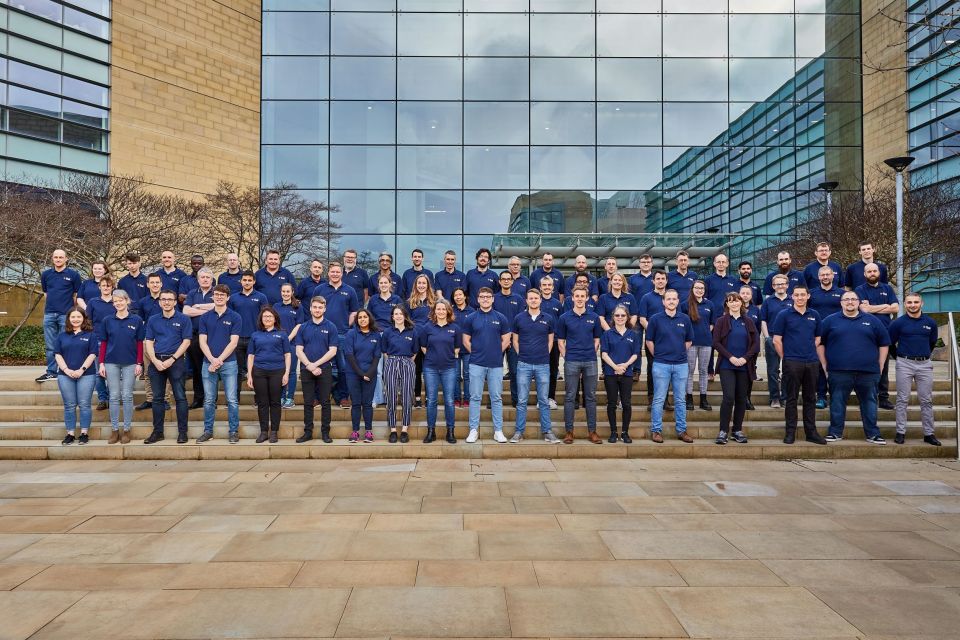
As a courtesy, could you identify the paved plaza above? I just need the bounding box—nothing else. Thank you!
[0,457,958,639]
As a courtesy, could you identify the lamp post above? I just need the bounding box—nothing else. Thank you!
[818,181,839,216]
[883,157,915,316]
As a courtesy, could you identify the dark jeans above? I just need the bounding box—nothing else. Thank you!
[252,366,283,433]
[236,336,250,377]
[346,372,375,431]
[188,333,205,403]
[301,364,333,435]
[719,369,748,433]
[564,359,597,431]
[644,342,654,398]
[764,337,785,403]
[505,346,519,405]
[548,344,560,400]
[828,371,881,439]
[879,349,892,401]
[414,349,424,399]
[148,357,188,436]
[333,333,349,403]
[783,360,819,434]
[604,374,633,434]
[817,364,828,401]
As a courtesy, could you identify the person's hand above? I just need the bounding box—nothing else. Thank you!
[246,374,254,390]
[134,364,143,377]
[98,363,106,378]
[62,368,75,379]
[282,373,289,386]
[310,365,321,376]
[154,359,167,371]
[71,369,82,379]
[363,375,371,382]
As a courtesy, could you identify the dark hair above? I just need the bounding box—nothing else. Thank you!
[390,304,414,330]
[610,303,634,329]
[124,253,140,263]
[147,273,162,282]
[653,270,667,278]
[266,249,280,257]
[257,307,281,331]
[685,280,706,323]
[738,260,752,269]
[792,284,809,294]
[723,292,742,314]
[355,309,379,333]
[241,270,255,279]
[639,254,652,261]
[159,288,177,300]
[65,305,93,333]
[477,287,494,296]
[451,287,468,305]
[858,241,875,249]
[676,250,689,258]
[280,282,300,308]
[213,284,231,296]
[476,247,491,261]
[411,248,423,257]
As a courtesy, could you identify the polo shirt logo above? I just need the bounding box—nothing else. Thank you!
[923,326,932,331]
[126,324,137,330]
[79,337,89,342]
[861,322,872,326]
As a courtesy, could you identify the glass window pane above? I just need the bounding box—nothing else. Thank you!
[663,59,727,100]
[63,8,109,39]
[598,191,654,234]
[263,57,328,99]
[598,0,660,9]
[330,145,396,188]
[9,61,59,94]
[19,0,61,21]
[62,100,108,129]
[663,102,728,146]
[62,77,108,107]
[398,146,462,189]
[464,102,529,144]
[330,189,396,233]
[8,86,59,117]
[66,0,111,16]
[8,110,59,141]
[265,0,330,8]
[730,14,793,57]
[465,0,527,10]
[465,58,529,100]
[531,0,592,10]
[63,54,109,85]
[262,145,328,189]
[332,57,396,99]
[523,190,595,233]
[465,13,528,56]
[597,59,662,101]
[597,14,662,57]
[663,15,727,57]
[531,14,594,56]
[666,0,727,11]
[263,101,328,144]
[264,12,329,55]
[531,102,595,145]
[330,101,396,143]
[397,190,463,234]
[531,58,594,100]
[598,147,662,190]
[729,59,796,102]
[398,13,462,55]
[530,146,596,190]
[62,123,105,150]
[398,58,462,99]
[332,0,394,8]
[397,101,462,144]
[598,103,662,145]
[464,190,526,233]
[796,14,824,58]
[464,146,528,189]
[400,0,462,8]
[731,0,792,11]
[331,12,396,55]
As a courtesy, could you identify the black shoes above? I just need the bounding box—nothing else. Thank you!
[446,427,457,444]
[296,431,313,443]
[229,433,239,443]
[400,431,409,443]
[96,401,108,411]
[389,431,398,444]
[806,432,828,445]
[269,431,278,444]
[188,400,204,410]
[423,427,436,443]
[745,399,755,410]
[135,401,152,411]
[894,433,905,445]
[686,394,695,411]
[699,394,712,411]
[196,432,213,443]
[321,431,333,443]
[62,434,75,445]
[36,372,57,383]
[144,432,164,444]
[414,399,423,408]
[924,434,942,446]
[608,431,618,443]
[879,399,895,410]
[783,430,796,444]
[176,433,188,444]
[620,431,632,444]
[730,431,748,444]
[256,431,268,444]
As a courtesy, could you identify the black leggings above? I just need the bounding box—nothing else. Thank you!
[414,350,424,399]
[548,344,560,400]
[719,369,749,433]
[604,374,634,434]
[252,367,283,433]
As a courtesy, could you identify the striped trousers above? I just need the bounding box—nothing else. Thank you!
[383,354,415,429]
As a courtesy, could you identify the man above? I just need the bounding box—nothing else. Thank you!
[511,288,557,443]
[855,263,899,410]
[156,251,187,299]
[296,259,326,302]
[117,253,147,304]
[368,252,402,301]
[645,289,695,443]
[314,262,361,408]
[888,292,941,446]
[763,251,804,296]
[564,255,599,300]
[596,257,619,296]
[818,291,891,444]
[530,252,565,300]
[342,248,370,302]
[294,296,339,443]
[539,275,564,411]
[177,254,205,304]
[771,285,828,445]
[506,256,532,297]
[803,242,843,290]
[77,261,107,308]
[463,287,511,443]
[197,284,241,443]
[37,249,82,382]
[809,265,844,408]
[143,289,192,444]
[228,271,269,379]
[667,250,698,301]
[562,273,598,314]
[135,273,169,411]
[705,254,739,312]
[845,241,889,290]
[760,274,792,408]
[628,254,655,301]
[401,248,434,299]
[255,250,297,305]
[466,247,498,306]
[183,267,216,409]
[637,271,669,405]
[738,261,763,306]
[434,250,466,300]
[218,253,243,293]
[494,270,525,408]
[556,286,603,444]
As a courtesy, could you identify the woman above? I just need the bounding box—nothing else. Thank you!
[78,260,108,306]
[405,274,436,408]
[600,304,641,443]
[419,299,461,443]
[343,309,381,443]
[247,307,291,443]
[368,274,402,407]
[713,292,760,444]
[739,284,761,410]
[381,305,418,443]
[597,272,637,331]
[55,307,98,445]
[273,283,300,409]
[681,280,714,412]
[450,287,474,408]
[87,275,117,411]
[97,290,144,443]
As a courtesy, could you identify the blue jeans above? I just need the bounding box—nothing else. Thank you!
[564,359,597,431]
[765,337,785,403]
[202,359,239,434]
[469,363,503,432]
[423,366,456,428]
[95,372,109,403]
[345,372,375,431]
[516,361,551,434]
[828,371,881,439]
[455,353,470,402]
[104,363,136,432]
[333,332,349,403]
[149,357,188,435]
[57,374,95,432]
[652,361,688,434]
[505,346,519,405]
[43,312,66,375]
[372,357,384,405]
[281,363,298,403]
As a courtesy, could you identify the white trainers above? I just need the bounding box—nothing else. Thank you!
[493,430,508,443]
[466,429,479,443]
[548,398,558,410]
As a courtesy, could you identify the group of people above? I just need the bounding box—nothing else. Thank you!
[39,241,942,447]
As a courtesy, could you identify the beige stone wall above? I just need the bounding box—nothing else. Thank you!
[109,0,261,196]
[862,0,909,180]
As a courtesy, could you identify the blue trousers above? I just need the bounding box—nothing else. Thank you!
[652,361,688,434]
[828,371,881,439]
[424,366,456,428]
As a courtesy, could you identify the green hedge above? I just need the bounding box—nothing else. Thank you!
[0,326,45,365]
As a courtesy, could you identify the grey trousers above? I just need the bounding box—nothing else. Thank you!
[686,345,711,394]
[895,357,934,435]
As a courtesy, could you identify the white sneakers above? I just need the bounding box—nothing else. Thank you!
[548,398,558,410]
[493,431,508,443]
[466,429,508,443]
[466,429,479,443]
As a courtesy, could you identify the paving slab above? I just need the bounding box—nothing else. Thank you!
[0,590,86,640]
[600,530,746,560]
[480,530,613,560]
[165,560,302,589]
[810,587,960,637]
[670,559,785,586]
[881,560,960,586]
[0,563,46,590]
[17,562,180,590]
[416,560,538,587]
[533,560,685,587]
[292,560,417,587]
[719,531,872,560]
[212,531,354,562]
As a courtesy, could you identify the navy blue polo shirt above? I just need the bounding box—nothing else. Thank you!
[145,311,192,355]
[434,269,467,300]
[463,309,510,367]
[803,260,844,289]
[628,272,654,300]
[184,288,215,332]
[217,271,243,294]
[407,301,432,328]
[740,280,762,306]
[680,299,715,347]
[56,330,98,375]
[637,291,666,323]
[343,327,381,372]
[556,309,602,362]
[667,270,698,300]
[771,307,822,363]
[294,317,338,362]
[718,315,750,371]
[809,286,843,319]
[762,269,803,296]
[745,305,761,328]
[296,276,326,302]
[255,267,297,305]
[821,312,891,373]
[855,282,898,326]
[600,328,642,376]
[41,267,82,314]
[465,267,499,305]
[401,267,434,299]
[98,314,144,365]
[597,292,638,324]
[78,278,100,304]
[228,290,269,338]
[530,267,565,297]
[368,294,403,328]
[178,274,198,297]
[845,260,889,290]
[312,282,360,334]
[564,273,599,298]
[452,304,475,333]
[199,308,242,362]
[596,274,613,296]
[249,328,290,371]
[512,311,554,365]
[646,311,695,365]
[342,267,369,297]
[889,314,939,358]
[157,267,187,294]
[118,273,147,303]
[137,295,162,321]
[494,291,525,325]
[272,301,300,337]
[510,274,531,297]
[705,273,740,311]
[367,271,402,299]
[539,295,563,320]
[759,295,792,331]
[382,326,419,357]
[86,297,116,331]
[419,322,461,370]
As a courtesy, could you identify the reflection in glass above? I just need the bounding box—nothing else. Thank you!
[730,0,793,11]
[399,13,463,55]
[8,86,60,117]
[531,147,596,190]
[663,15,728,57]
[729,14,794,57]
[531,14,594,57]
[331,234,395,270]
[263,101,328,145]
[262,146,328,189]
[331,12,396,56]
[729,59,796,102]
[597,147,662,190]
[531,102,595,145]
[663,103,728,146]
[400,0,462,9]
[398,58,462,100]
[597,59,662,101]
[330,145,396,189]
[464,102,529,145]
[531,0,593,10]
[397,236,466,270]
[597,14,662,57]
[464,146,529,189]
[663,59,727,101]
[62,77,109,108]
[398,102,462,145]
[464,0,527,10]
[465,58,529,100]
[264,12,329,55]
[464,191,526,234]
[263,57,328,99]
[9,62,59,94]
[332,58,396,99]
[666,0,728,12]
[63,123,106,151]
[330,102,396,144]
[9,110,59,141]
[531,59,594,101]
[516,191,595,234]
[397,190,463,234]
[331,190,396,233]
[63,100,108,129]
[598,103,662,145]
[465,13,529,56]
[398,146,462,189]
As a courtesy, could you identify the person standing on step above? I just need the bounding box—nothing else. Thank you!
[739,285,761,410]
[382,305,418,443]
[450,287,475,409]
[38,249,83,384]
[646,289,695,443]
[713,292,759,444]
[888,292,941,446]
[296,259,326,303]
[156,251,187,303]
[466,248,499,307]
[809,264,844,409]
[342,309,381,443]
[255,250,297,305]
[855,263,900,410]
[419,299,461,444]
[294,296,338,444]
[228,271,269,380]
[737,261,763,307]
[760,274,792,409]
[55,306,97,445]
[342,248,370,304]
[135,273,169,412]
[530,252,565,301]
[803,241,844,290]
[313,262,361,409]
[143,290,192,444]
[628,254,655,301]
[273,282,301,409]
[597,272,637,331]
[494,270,525,408]
[401,248,434,299]
[638,271,670,408]
[505,256,532,298]
[87,275,118,412]
[844,241,888,290]
[367,252,402,304]
[434,250,467,302]
[763,250,804,296]
[77,260,108,310]
[681,280,714,412]
[183,267,216,411]
[556,286,603,444]
[463,287,511,444]
[667,250,699,301]
[596,257,619,296]
[538,276,563,411]
[368,273,403,409]
[247,307,291,444]
[511,288,556,443]
[600,304,641,443]
[118,253,147,305]
[217,253,243,294]
[564,254,600,301]
[197,285,241,444]
[98,290,144,444]
[406,273,437,409]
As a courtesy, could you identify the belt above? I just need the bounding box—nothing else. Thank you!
[901,355,930,361]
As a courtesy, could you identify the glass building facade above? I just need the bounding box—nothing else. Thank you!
[261,0,862,268]
[0,0,110,183]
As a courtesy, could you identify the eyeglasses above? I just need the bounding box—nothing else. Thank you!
[159,297,176,303]
[613,314,627,318]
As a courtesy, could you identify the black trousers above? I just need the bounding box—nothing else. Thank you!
[301,364,332,434]
[236,337,250,377]
[644,342,654,397]
[879,348,893,401]
[604,375,634,433]
[548,344,560,400]
[414,350,424,399]
[188,332,205,403]
[719,369,748,433]
[252,366,283,433]
[783,359,818,434]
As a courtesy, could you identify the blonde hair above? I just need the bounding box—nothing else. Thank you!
[407,274,437,309]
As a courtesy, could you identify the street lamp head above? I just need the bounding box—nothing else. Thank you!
[884,156,915,173]
[818,181,840,193]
